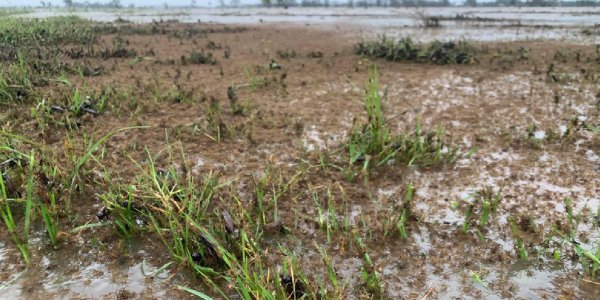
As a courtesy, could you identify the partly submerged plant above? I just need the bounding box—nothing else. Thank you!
[354,36,477,65]
[347,65,462,171]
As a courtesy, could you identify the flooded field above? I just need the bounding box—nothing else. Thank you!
[0,7,599,300]
[27,6,600,42]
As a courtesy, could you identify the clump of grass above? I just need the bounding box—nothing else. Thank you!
[551,199,599,279]
[243,67,267,91]
[227,85,247,116]
[92,147,320,298]
[545,63,577,84]
[0,54,33,103]
[30,85,112,131]
[470,271,487,287]
[100,150,226,265]
[307,51,323,58]
[68,126,148,195]
[355,36,477,65]
[354,234,383,296]
[521,116,596,150]
[276,49,297,59]
[348,66,389,166]
[0,16,95,59]
[205,40,222,50]
[582,28,600,36]
[183,50,217,65]
[508,216,528,260]
[396,182,415,240]
[278,251,310,299]
[0,150,36,263]
[491,47,529,69]
[159,85,195,104]
[317,245,344,296]
[0,17,98,105]
[39,202,58,246]
[461,186,502,234]
[203,97,228,143]
[594,45,600,64]
[98,43,137,59]
[563,197,578,240]
[348,65,461,171]
[311,185,342,243]
[574,242,600,279]
[0,184,30,263]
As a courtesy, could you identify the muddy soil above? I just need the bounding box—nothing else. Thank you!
[0,20,599,299]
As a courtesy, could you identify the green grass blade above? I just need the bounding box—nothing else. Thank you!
[177,285,213,300]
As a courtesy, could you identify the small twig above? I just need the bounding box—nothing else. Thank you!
[81,107,99,115]
[50,105,66,113]
[420,287,436,300]
[582,278,600,286]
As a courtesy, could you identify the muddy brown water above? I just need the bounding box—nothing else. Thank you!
[1,11,599,299]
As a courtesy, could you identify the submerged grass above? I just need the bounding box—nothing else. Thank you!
[549,197,600,280]
[508,216,528,260]
[355,36,477,65]
[461,186,502,234]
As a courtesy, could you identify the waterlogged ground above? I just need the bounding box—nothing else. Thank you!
[0,11,599,300]
[27,6,600,43]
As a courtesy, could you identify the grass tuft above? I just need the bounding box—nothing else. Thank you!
[348,65,462,171]
[355,36,477,65]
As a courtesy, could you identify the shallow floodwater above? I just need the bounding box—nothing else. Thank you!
[27,6,600,42]
[0,233,181,299]
[1,8,599,299]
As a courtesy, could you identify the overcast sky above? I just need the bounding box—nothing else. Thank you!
[2,0,477,7]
